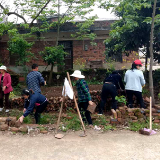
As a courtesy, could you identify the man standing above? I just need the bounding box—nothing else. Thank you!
[26,64,45,93]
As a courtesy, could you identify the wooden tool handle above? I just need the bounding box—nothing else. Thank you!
[150,96,152,131]
[67,72,86,134]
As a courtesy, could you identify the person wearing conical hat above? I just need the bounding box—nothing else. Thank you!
[71,70,93,127]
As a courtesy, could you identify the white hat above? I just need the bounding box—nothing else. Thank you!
[70,70,85,78]
[0,65,7,71]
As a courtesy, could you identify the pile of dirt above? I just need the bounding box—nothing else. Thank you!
[41,85,103,99]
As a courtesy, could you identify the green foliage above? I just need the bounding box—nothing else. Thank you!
[61,113,82,131]
[94,115,109,126]
[71,16,97,45]
[115,95,127,105]
[142,88,149,97]
[129,119,160,132]
[10,84,22,99]
[40,45,67,66]
[8,33,34,71]
[73,58,86,70]
[103,124,116,131]
[102,0,160,63]
[23,115,33,124]
[39,114,57,124]
[158,93,160,99]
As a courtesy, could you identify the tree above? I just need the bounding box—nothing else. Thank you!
[100,0,160,70]
[40,45,67,84]
[8,30,34,72]
[149,0,157,105]
[100,0,160,104]
[0,0,97,84]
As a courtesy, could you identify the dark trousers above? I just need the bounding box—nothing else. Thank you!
[99,83,117,114]
[126,90,145,108]
[34,101,48,124]
[0,89,10,109]
[79,102,92,125]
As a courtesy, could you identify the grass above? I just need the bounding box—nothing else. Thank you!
[2,109,160,133]
[128,118,160,132]
[103,124,116,131]
[61,112,82,131]
[37,126,48,131]
[39,113,57,124]
[0,109,57,124]
[93,115,109,126]
[10,83,22,99]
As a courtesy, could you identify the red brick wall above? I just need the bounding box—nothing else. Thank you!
[0,42,10,65]
[29,41,57,66]
[73,40,106,63]
[0,40,138,68]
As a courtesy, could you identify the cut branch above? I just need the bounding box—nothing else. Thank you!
[29,0,51,27]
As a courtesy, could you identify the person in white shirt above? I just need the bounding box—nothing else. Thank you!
[124,59,145,108]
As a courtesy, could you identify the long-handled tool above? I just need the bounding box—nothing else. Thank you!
[139,97,156,135]
[67,72,86,137]
[55,86,65,139]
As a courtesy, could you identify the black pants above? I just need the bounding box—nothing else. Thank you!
[99,83,117,114]
[126,90,145,108]
[0,89,10,109]
[79,102,92,125]
[34,101,48,124]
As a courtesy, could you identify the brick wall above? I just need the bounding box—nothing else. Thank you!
[73,40,106,63]
[0,42,10,65]
[0,40,138,71]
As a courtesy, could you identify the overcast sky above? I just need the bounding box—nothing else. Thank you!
[1,0,117,23]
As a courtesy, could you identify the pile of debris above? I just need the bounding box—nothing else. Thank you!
[0,117,54,135]
[11,90,102,111]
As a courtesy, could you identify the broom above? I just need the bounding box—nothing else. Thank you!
[139,97,156,135]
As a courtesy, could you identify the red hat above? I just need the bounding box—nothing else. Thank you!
[134,59,143,66]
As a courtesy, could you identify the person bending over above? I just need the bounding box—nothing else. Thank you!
[124,59,145,109]
[19,89,48,124]
[99,71,125,118]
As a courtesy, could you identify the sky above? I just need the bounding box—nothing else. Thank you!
[1,0,118,23]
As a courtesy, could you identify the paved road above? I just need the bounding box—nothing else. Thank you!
[0,130,160,160]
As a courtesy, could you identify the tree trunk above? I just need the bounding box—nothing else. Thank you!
[144,44,149,79]
[49,63,54,85]
[48,0,60,84]
[149,0,157,106]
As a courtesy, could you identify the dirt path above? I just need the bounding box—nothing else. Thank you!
[0,130,160,160]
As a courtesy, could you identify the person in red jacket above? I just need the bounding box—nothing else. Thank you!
[0,65,13,112]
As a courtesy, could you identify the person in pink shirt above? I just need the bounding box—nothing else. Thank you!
[0,65,13,112]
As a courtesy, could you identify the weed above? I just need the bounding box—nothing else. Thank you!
[158,93,160,100]
[37,126,47,131]
[23,115,32,124]
[142,88,149,97]
[103,124,115,131]
[94,115,109,126]
[115,95,127,105]
[61,113,82,131]
[128,118,160,132]
[39,114,56,124]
